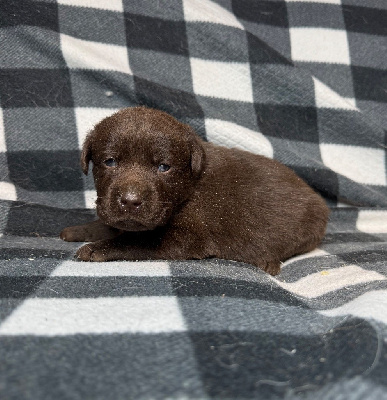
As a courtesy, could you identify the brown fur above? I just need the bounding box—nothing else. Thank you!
[60,107,329,275]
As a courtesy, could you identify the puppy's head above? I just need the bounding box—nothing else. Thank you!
[81,107,205,231]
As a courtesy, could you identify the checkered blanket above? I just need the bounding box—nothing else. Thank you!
[1,1,387,399]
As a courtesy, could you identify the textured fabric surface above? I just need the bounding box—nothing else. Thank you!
[1,0,387,399]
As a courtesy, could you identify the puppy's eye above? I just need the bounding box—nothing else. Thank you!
[104,158,117,167]
[158,164,170,173]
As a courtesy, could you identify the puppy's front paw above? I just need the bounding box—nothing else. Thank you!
[59,226,84,242]
[61,220,121,242]
[76,243,110,262]
[60,226,90,242]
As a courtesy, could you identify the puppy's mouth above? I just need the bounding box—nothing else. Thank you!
[96,200,172,232]
[106,218,154,232]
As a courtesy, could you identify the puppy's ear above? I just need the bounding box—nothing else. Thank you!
[80,131,93,175]
[184,125,206,179]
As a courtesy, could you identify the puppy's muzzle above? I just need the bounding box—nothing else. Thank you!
[98,177,168,230]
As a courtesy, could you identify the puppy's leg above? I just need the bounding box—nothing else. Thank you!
[75,236,157,262]
[60,220,122,242]
[263,260,281,276]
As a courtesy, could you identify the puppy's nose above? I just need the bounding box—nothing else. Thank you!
[120,192,143,210]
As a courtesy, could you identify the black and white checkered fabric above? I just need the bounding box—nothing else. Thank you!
[1,1,387,399]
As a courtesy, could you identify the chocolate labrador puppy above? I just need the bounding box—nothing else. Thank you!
[60,107,329,275]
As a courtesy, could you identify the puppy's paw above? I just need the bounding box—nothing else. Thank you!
[61,221,121,242]
[60,226,90,242]
[263,260,281,276]
[75,243,110,262]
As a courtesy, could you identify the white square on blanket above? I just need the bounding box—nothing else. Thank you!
[84,190,97,208]
[61,34,132,74]
[74,107,119,149]
[204,118,273,158]
[190,58,254,102]
[0,297,186,336]
[290,28,350,65]
[0,182,17,201]
[320,143,386,186]
[313,78,358,110]
[357,210,387,233]
[183,0,244,29]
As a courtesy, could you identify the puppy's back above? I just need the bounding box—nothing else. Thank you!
[177,142,329,272]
